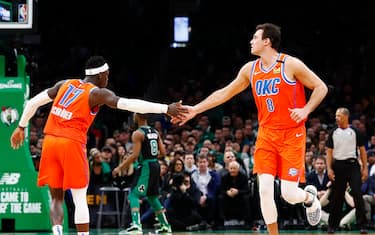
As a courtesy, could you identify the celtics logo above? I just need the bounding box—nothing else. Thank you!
[1,106,19,126]
[138,184,145,193]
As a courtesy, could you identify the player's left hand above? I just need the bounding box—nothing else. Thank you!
[288,107,308,123]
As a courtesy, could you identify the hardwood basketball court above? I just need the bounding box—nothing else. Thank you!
[1,229,370,235]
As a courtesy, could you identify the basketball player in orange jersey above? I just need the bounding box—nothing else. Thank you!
[10,56,187,235]
[173,23,328,235]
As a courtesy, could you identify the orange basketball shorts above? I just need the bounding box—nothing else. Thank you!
[253,125,306,182]
[38,135,89,190]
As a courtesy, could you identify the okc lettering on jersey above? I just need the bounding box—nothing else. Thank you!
[51,106,73,120]
[255,78,281,96]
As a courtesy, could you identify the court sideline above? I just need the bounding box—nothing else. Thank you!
[1,229,372,235]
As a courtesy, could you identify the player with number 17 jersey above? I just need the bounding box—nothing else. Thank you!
[38,79,98,189]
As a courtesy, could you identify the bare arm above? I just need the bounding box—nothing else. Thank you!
[291,57,328,113]
[112,131,143,176]
[89,87,119,108]
[194,62,252,114]
[286,57,328,123]
[157,133,166,157]
[326,148,335,181]
[46,80,66,99]
[359,146,368,182]
[173,62,252,125]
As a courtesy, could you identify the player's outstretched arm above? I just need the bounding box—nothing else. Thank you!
[287,57,328,123]
[172,62,252,126]
[91,88,188,118]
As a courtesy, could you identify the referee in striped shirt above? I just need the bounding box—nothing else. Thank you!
[326,107,368,234]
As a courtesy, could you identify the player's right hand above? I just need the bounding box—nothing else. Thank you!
[167,100,189,119]
[10,127,25,150]
[171,105,196,126]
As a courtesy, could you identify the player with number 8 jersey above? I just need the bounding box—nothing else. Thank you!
[251,53,306,129]
[171,23,328,235]
[250,52,308,182]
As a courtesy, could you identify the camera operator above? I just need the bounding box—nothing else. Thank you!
[166,172,202,231]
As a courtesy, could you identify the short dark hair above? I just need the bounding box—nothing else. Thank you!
[101,145,112,153]
[256,23,281,50]
[315,155,326,163]
[197,153,208,161]
[172,173,185,187]
[85,56,106,70]
[175,150,185,156]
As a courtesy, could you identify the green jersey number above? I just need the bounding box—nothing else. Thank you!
[150,139,158,156]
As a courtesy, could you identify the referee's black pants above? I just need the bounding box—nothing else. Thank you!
[328,158,366,229]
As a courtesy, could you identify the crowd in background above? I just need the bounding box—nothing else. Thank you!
[1,1,375,232]
[27,104,375,231]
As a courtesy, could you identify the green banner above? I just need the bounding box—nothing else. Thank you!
[0,55,68,231]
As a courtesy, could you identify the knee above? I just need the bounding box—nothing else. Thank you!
[259,185,273,201]
[281,188,300,205]
[70,187,89,224]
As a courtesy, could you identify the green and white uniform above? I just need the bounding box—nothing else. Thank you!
[123,125,171,234]
[131,126,161,197]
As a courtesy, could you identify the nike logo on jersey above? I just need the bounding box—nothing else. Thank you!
[254,71,261,75]
[296,133,303,137]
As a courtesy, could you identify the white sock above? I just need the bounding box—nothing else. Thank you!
[52,225,63,235]
[77,232,89,235]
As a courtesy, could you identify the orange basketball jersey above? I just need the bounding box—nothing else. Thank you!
[250,53,306,129]
[44,79,99,144]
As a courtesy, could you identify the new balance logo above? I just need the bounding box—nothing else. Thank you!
[296,133,303,137]
[0,173,20,185]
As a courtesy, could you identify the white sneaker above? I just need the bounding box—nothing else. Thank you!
[119,224,142,235]
[304,185,321,226]
[155,224,172,235]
